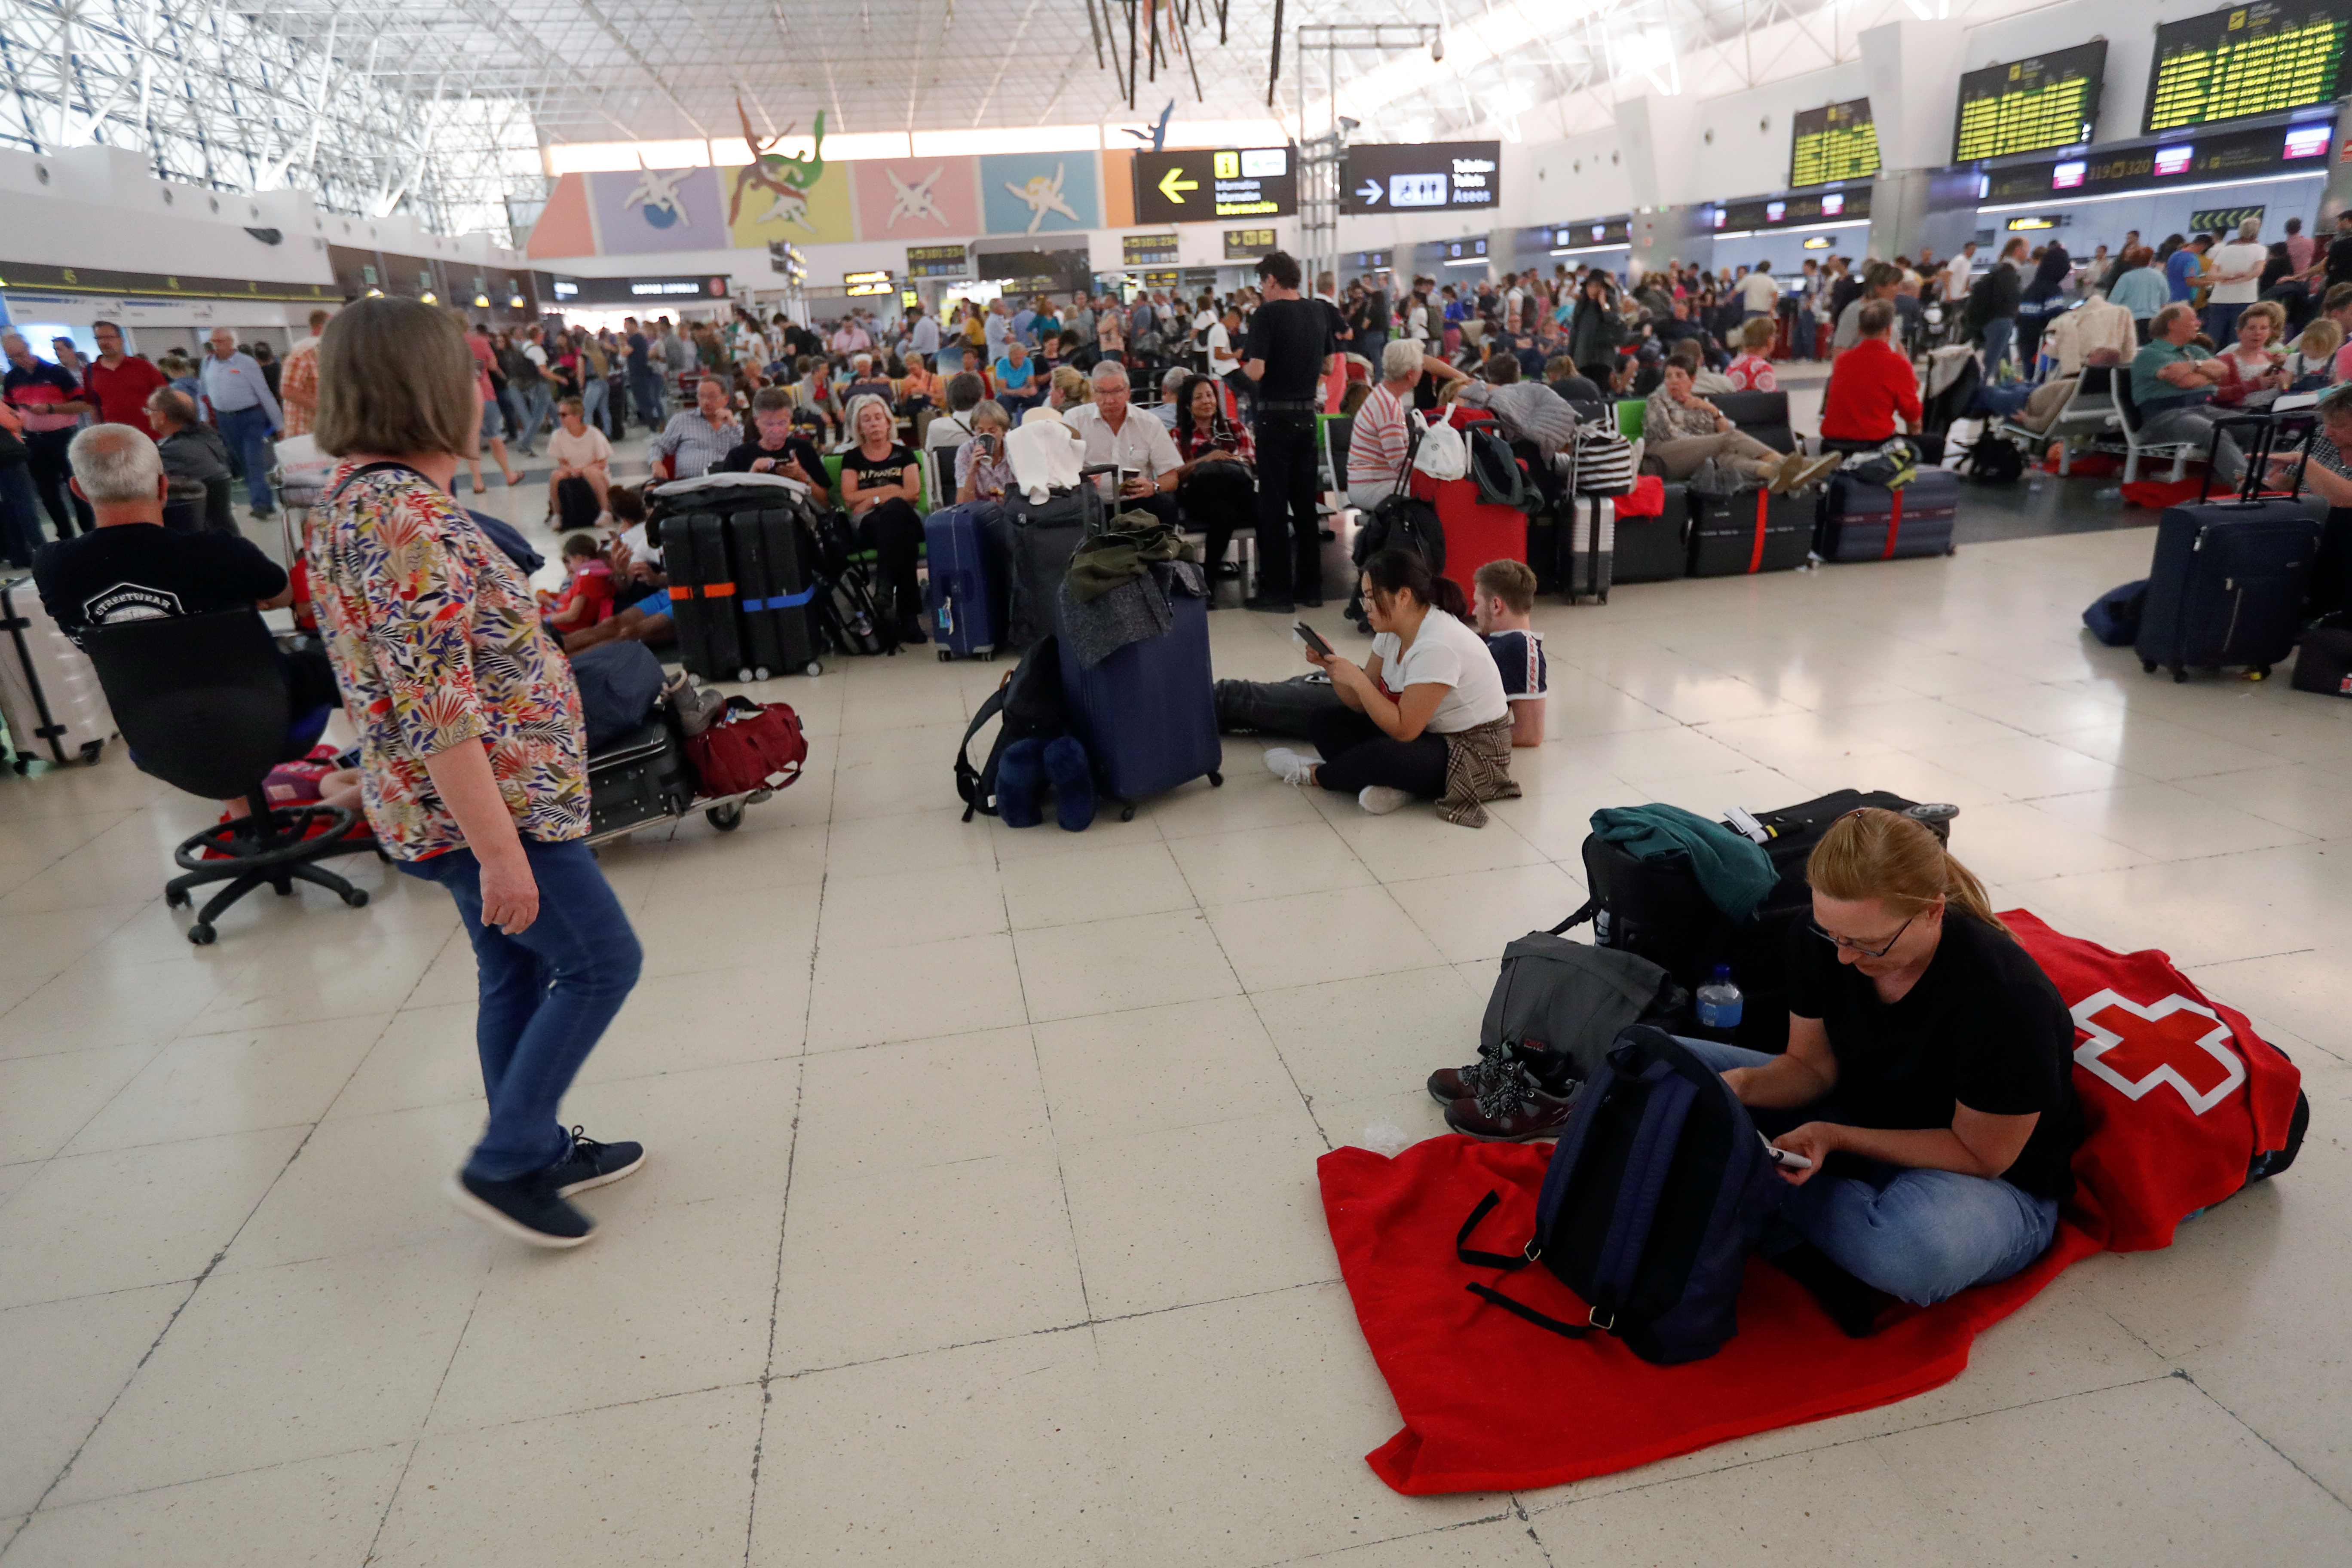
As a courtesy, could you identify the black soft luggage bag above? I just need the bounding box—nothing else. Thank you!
[2136,414,2324,683]
[555,474,602,534]
[999,482,1104,648]
[1686,487,1810,576]
[1816,469,1960,562]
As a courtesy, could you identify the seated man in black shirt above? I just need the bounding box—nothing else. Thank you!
[719,386,831,506]
[35,423,341,781]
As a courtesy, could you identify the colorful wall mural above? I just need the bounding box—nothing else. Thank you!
[531,147,1126,259]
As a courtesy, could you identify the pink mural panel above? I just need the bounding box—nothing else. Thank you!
[851,156,980,244]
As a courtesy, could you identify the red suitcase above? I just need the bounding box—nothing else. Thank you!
[1407,407,1528,604]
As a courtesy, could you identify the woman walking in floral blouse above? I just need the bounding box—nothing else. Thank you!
[310,297,644,1249]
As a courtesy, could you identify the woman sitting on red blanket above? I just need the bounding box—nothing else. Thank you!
[1676,808,2082,1313]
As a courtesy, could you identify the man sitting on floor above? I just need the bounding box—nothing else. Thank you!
[34,424,342,796]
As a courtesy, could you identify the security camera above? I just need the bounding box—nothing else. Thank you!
[1340,116,1361,132]
[1431,34,1445,62]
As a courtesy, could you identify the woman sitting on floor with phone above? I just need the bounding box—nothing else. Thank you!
[1263,549,1519,824]
[1673,807,2082,1324]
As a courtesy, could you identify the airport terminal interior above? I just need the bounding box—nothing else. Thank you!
[2,0,2351,1563]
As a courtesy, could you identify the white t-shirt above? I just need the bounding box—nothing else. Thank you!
[1942,255,1973,303]
[546,424,611,471]
[1740,271,1779,313]
[1370,610,1511,735]
[2207,241,2269,304]
[1206,321,1236,369]
[620,521,661,569]
[523,342,548,370]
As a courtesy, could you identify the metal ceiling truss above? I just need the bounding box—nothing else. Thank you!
[0,0,2014,246]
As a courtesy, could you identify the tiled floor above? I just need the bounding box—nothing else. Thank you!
[2,443,2349,1565]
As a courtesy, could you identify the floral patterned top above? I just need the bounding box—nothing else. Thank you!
[311,462,588,860]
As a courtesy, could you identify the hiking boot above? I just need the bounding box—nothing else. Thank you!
[1427,1038,1579,1105]
[545,1126,646,1198]
[446,1169,595,1248]
[1444,1063,1584,1141]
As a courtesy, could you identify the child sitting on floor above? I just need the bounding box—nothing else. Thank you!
[1470,559,1549,747]
[542,533,616,631]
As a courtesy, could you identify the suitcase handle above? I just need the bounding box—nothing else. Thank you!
[2196,413,2315,505]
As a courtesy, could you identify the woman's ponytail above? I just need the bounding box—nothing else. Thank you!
[1806,807,2008,937]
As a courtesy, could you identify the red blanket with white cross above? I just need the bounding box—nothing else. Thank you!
[1320,909,2306,1495]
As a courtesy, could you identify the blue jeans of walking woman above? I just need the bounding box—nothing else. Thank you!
[1673,1037,2061,1306]
[400,837,643,1182]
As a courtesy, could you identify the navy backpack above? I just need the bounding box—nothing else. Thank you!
[1456,1024,1785,1364]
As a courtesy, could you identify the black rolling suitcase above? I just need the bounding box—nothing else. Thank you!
[732,507,821,679]
[2136,414,2324,683]
[661,512,744,683]
[1816,469,1960,562]
[1687,487,1811,576]
[1614,483,1690,584]
[587,716,695,842]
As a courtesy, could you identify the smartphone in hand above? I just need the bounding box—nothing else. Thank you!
[1293,620,1335,659]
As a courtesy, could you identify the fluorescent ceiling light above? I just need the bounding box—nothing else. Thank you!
[1550,243,1630,256]
[1975,170,2325,214]
[910,125,1102,156]
[1712,217,1871,240]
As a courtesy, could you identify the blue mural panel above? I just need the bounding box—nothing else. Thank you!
[978,153,1100,237]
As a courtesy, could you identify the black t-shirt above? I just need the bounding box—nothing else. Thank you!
[2327,232,2352,289]
[720,435,826,487]
[34,523,286,639]
[1243,297,1338,402]
[840,443,918,510]
[1784,911,2082,1200]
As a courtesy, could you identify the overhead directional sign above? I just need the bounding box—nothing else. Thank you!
[1134,146,1298,225]
[1341,141,1503,216]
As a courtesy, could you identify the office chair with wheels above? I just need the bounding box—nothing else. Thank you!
[80,611,373,944]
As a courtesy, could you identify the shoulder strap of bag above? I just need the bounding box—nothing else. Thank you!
[326,459,423,504]
[954,684,1010,822]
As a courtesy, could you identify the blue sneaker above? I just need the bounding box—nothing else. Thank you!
[545,1127,646,1197]
[996,737,1046,827]
[1042,735,1096,831]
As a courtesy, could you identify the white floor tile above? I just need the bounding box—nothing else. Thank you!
[1204,885,1446,993]
[1013,908,1240,1023]
[0,1282,185,1515]
[1,1446,408,1568]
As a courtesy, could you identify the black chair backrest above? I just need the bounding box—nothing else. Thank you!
[2113,368,2143,428]
[1326,415,1353,478]
[80,612,290,802]
[1712,389,1795,454]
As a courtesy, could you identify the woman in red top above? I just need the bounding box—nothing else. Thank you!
[2211,300,2288,409]
[461,321,523,493]
[1173,373,1255,593]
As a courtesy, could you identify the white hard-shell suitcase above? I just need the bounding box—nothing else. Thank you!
[0,578,114,769]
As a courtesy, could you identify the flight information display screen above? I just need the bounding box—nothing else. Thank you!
[1790,99,1881,187]
[1953,41,2108,161]
[2145,2,2352,131]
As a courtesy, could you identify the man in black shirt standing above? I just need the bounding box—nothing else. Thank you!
[1241,251,1337,611]
[2323,210,2352,295]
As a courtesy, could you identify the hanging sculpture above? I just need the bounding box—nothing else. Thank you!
[1085,0,1225,110]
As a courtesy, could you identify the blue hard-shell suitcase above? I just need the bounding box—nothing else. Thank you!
[2136,413,2324,682]
[1055,592,1224,820]
[1816,469,1960,562]
[924,502,1003,661]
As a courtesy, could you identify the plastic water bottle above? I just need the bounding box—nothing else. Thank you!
[1696,965,1744,1032]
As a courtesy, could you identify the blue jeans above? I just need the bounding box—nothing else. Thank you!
[399,838,643,1181]
[630,369,665,428]
[515,383,554,455]
[580,376,609,435]
[0,462,41,566]
[1673,1038,2061,1307]
[1978,317,2015,382]
[2202,302,2246,346]
[215,405,276,511]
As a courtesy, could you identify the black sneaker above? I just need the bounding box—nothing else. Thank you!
[446,1169,595,1248]
[1242,595,1296,613]
[545,1126,646,1197]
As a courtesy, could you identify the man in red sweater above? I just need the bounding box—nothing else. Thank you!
[1819,300,1922,453]
[80,322,167,438]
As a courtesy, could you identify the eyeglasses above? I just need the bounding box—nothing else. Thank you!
[1808,914,1914,959]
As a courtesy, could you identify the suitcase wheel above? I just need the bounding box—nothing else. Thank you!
[706,802,745,832]
[187,922,216,946]
[2172,665,2188,683]
[166,888,191,909]
[2250,665,2271,681]
[79,740,104,765]
[342,888,371,909]
[2141,659,2156,674]
[979,651,994,663]
[938,650,952,662]
[804,661,824,677]
[1210,771,1223,787]
[1120,804,1137,823]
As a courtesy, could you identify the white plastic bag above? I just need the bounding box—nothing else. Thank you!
[1412,416,1467,482]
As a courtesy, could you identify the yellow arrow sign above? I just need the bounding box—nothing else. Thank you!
[1158,166,1199,203]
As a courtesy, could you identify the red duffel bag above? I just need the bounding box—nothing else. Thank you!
[684,696,807,797]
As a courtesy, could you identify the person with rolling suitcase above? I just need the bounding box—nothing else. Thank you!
[2137,409,2322,682]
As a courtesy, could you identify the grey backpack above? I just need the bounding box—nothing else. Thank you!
[1480,931,1687,1081]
